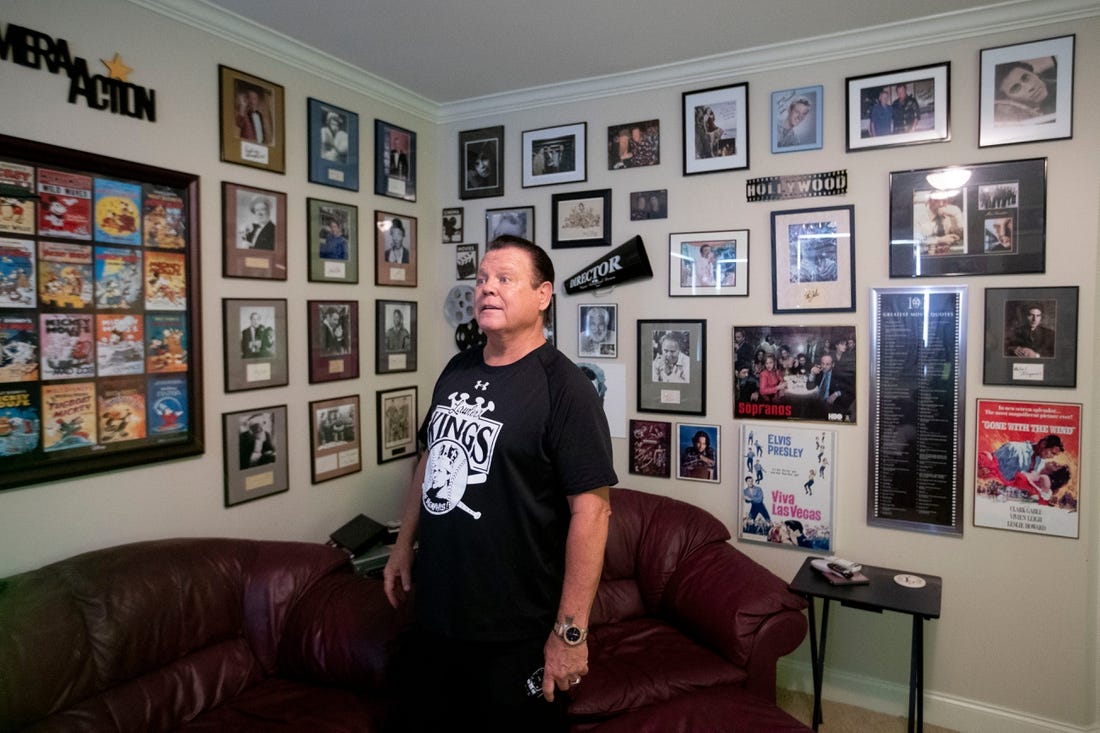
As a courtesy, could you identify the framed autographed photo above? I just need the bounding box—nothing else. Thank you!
[377,386,418,464]
[442,206,464,243]
[223,298,288,392]
[677,423,720,483]
[223,405,288,507]
[309,394,362,484]
[459,125,504,199]
[669,229,749,297]
[307,300,359,384]
[628,419,671,478]
[218,65,285,173]
[375,211,417,286]
[222,182,287,280]
[486,206,534,243]
[608,119,660,169]
[522,122,586,188]
[374,119,416,202]
[375,299,417,374]
[980,35,1074,148]
[983,286,1077,388]
[682,82,748,175]
[770,205,855,313]
[637,319,706,415]
[771,86,823,153]
[307,98,359,190]
[578,303,618,358]
[889,158,1046,278]
[846,63,950,151]
[307,198,358,284]
[551,189,610,248]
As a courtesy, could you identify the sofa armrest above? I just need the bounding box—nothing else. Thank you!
[660,542,807,697]
[278,569,413,691]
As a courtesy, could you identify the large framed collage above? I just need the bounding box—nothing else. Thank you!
[0,134,203,491]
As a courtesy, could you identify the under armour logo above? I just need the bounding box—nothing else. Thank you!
[474,380,490,391]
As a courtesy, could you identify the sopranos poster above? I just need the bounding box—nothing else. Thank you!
[975,399,1081,539]
[738,423,835,552]
[733,325,856,423]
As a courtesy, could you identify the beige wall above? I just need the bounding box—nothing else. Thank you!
[1,1,1097,730]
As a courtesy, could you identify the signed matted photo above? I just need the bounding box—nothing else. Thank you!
[218,65,285,173]
[377,386,418,463]
[307,299,359,384]
[222,182,287,280]
[983,286,1077,388]
[307,97,359,190]
[223,405,288,507]
[309,394,362,484]
[307,198,358,284]
[374,211,417,287]
[223,298,288,393]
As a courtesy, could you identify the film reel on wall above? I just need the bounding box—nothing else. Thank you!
[444,285,485,351]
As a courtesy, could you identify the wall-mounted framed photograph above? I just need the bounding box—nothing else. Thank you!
[376,299,417,374]
[307,97,359,190]
[544,295,557,346]
[223,298,288,392]
[578,303,617,358]
[889,157,1046,278]
[374,119,416,202]
[442,206,464,242]
[223,404,288,507]
[375,210,417,286]
[377,386,418,464]
[682,82,748,175]
[771,85,823,153]
[846,63,950,151]
[551,189,610,248]
[983,286,1078,388]
[218,65,285,173]
[980,35,1074,148]
[306,198,358,284]
[770,205,855,313]
[222,182,287,280]
[459,125,504,199]
[307,300,359,384]
[486,205,534,243]
[628,419,671,478]
[522,122,586,188]
[677,423,720,482]
[607,119,660,169]
[630,189,668,220]
[309,394,362,484]
[456,243,478,280]
[669,229,749,297]
[637,319,706,415]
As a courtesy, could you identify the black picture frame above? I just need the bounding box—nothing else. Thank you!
[979,35,1074,148]
[459,125,504,199]
[308,394,362,484]
[375,299,417,374]
[983,286,1078,388]
[377,386,418,464]
[223,404,288,507]
[486,206,535,243]
[374,119,416,202]
[846,62,950,152]
[307,97,359,191]
[522,122,587,188]
[637,319,706,415]
[551,189,611,249]
[682,82,749,174]
[306,299,360,384]
[889,158,1046,278]
[223,298,288,392]
[770,205,855,313]
[669,229,749,297]
[307,198,358,284]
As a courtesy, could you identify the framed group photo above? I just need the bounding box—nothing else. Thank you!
[578,303,618,358]
[218,65,286,173]
[374,119,416,202]
[459,125,504,199]
[771,85,823,153]
[376,299,417,374]
[522,122,587,188]
[307,198,358,283]
[307,300,359,384]
[638,319,706,415]
[307,98,359,190]
[846,62,950,151]
[377,386,418,463]
[309,394,362,484]
[682,82,748,175]
[486,206,534,243]
[983,286,1078,388]
[223,405,288,507]
[770,205,855,313]
[222,182,287,280]
[223,298,288,392]
[669,229,749,297]
[677,423,720,482]
[375,211,417,286]
[889,157,1046,278]
[551,189,610,248]
[980,35,1074,147]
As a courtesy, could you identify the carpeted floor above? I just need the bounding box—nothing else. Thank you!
[776,688,958,732]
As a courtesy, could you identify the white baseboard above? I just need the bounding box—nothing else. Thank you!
[777,659,1099,733]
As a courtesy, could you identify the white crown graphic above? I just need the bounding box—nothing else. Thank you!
[447,391,495,419]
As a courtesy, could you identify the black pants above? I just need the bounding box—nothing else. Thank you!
[390,625,568,733]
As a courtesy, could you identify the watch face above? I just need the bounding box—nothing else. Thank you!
[564,626,583,643]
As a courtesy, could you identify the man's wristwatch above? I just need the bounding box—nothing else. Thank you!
[553,618,588,646]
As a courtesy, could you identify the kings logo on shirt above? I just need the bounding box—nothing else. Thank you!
[421,389,502,518]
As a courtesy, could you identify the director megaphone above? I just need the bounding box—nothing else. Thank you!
[563,235,653,294]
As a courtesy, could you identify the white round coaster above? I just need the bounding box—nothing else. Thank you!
[894,573,927,589]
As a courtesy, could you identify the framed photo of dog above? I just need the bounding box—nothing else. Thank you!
[682,83,749,175]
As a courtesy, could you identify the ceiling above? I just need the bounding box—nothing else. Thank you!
[199,0,1015,104]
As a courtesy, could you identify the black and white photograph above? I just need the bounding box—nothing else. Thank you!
[578,303,617,358]
[223,298,288,392]
[309,395,362,483]
[980,35,1074,147]
[637,319,706,416]
[375,299,417,374]
[459,126,504,199]
[442,207,464,243]
[629,189,667,220]
[456,243,478,280]
[223,404,288,507]
[307,299,359,384]
[770,206,854,313]
[522,122,587,188]
[485,206,534,243]
[984,286,1078,388]
[377,386,418,463]
[222,182,287,280]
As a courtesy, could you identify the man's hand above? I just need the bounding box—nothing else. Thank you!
[541,633,589,702]
[383,542,414,608]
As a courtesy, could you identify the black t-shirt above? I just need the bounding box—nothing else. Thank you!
[414,342,617,642]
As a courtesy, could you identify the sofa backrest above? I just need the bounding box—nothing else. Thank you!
[591,488,731,626]
[0,538,349,733]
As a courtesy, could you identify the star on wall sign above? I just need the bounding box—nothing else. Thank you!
[100,53,133,82]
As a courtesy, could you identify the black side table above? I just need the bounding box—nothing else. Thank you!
[788,557,942,733]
